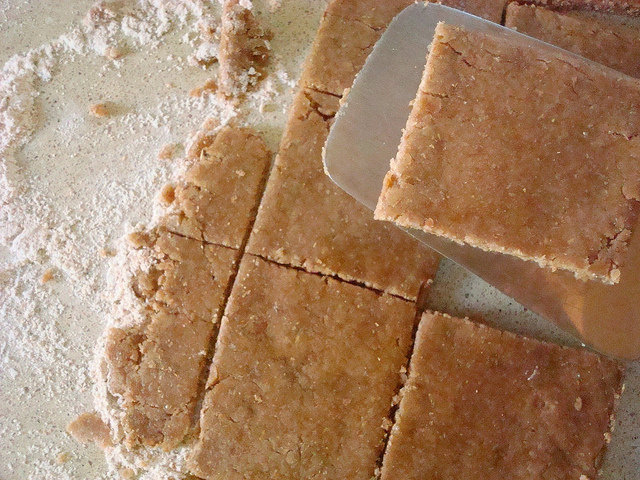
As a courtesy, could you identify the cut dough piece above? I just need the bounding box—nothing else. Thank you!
[380,311,624,480]
[218,0,271,97]
[436,0,508,21]
[98,230,239,450]
[299,0,507,97]
[298,12,383,96]
[375,22,640,283]
[161,126,271,249]
[246,88,440,300]
[506,3,640,78]
[188,255,417,480]
[521,0,640,16]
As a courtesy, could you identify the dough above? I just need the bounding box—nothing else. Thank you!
[381,311,624,480]
[376,22,640,283]
[188,254,417,480]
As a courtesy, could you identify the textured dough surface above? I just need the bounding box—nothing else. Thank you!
[522,0,640,16]
[100,230,239,450]
[380,311,624,480]
[218,0,271,97]
[376,22,640,283]
[300,0,507,97]
[97,126,270,451]
[161,126,271,249]
[188,255,417,480]
[506,3,640,78]
[246,87,440,300]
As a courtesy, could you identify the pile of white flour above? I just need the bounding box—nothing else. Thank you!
[0,1,325,478]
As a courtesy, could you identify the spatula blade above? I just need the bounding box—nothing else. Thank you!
[323,2,640,360]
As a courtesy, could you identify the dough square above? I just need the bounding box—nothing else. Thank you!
[300,0,507,97]
[522,0,640,16]
[380,311,624,480]
[246,88,440,300]
[375,22,640,283]
[188,255,418,480]
[161,126,271,249]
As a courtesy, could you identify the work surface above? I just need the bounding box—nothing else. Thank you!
[0,1,638,478]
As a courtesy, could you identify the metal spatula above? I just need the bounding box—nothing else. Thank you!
[323,2,640,360]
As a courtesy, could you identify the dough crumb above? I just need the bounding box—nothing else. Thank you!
[202,117,220,131]
[126,230,155,248]
[105,46,124,59]
[40,268,56,284]
[119,467,135,479]
[157,142,180,160]
[89,102,111,118]
[218,0,271,98]
[190,79,218,97]
[98,248,115,258]
[56,452,70,464]
[66,412,112,449]
[159,184,175,205]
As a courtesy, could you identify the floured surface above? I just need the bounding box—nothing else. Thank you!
[0,1,327,478]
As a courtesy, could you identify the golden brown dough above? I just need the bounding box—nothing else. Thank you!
[97,126,270,451]
[376,22,640,283]
[101,230,239,450]
[161,126,271,249]
[246,88,440,300]
[218,0,271,98]
[522,0,640,16]
[506,3,640,78]
[380,311,624,480]
[188,255,417,480]
[299,0,507,97]
[67,412,112,450]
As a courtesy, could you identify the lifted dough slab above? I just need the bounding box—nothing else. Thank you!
[188,255,417,480]
[375,22,640,284]
[246,88,440,300]
[506,3,640,78]
[381,311,624,480]
[161,126,271,249]
[100,229,239,450]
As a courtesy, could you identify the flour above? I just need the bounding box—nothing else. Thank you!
[0,0,328,478]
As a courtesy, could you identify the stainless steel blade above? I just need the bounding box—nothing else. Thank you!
[323,2,640,359]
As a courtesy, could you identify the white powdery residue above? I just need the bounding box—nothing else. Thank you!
[189,40,219,66]
[102,234,156,327]
[102,443,193,480]
[0,44,57,156]
[121,13,167,46]
[275,65,296,89]
[267,0,283,12]
[245,75,279,113]
[58,27,88,55]
[144,0,207,24]
[1,188,54,257]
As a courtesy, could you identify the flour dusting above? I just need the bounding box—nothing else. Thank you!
[0,0,327,478]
